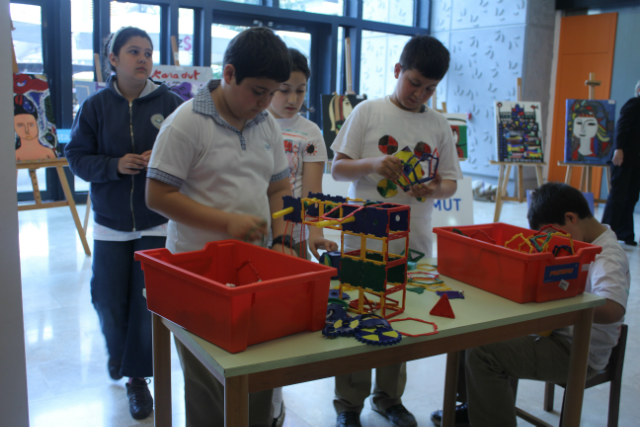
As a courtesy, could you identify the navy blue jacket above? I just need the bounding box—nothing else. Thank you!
[613,97,640,162]
[66,76,183,231]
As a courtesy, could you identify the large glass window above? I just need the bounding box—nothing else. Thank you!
[363,0,414,27]
[220,0,260,4]
[178,8,194,66]
[110,2,161,63]
[10,3,44,74]
[211,23,250,79]
[280,0,344,16]
[336,26,344,93]
[359,30,410,99]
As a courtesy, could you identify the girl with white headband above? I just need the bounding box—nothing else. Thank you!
[65,26,183,421]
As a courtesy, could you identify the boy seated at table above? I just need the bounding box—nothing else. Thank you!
[430,182,629,427]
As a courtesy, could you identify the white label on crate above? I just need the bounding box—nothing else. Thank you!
[559,279,570,291]
[582,263,592,272]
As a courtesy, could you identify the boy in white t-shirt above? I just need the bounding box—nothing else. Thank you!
[268,48,338,260]
[146,28,293,426]
[330,35,462,427]
[431,182,630,427]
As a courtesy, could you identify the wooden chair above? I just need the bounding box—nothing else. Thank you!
[511,324,628,427]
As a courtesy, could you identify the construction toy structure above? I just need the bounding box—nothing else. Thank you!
[273,192,411,319]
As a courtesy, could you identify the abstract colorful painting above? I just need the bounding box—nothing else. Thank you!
[564,99,616,164]
[165,81,206,102]
[443,113,468,160]
[321,94,367,158]
[14,74,59,161]
[494,101,543,163]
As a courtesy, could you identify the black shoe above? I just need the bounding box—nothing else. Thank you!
[372,404,417,427]
[624,240,638,246]
[336,411,362,427]
[108,357,122,380]
[430,402,470,427]
[126,378,153,420]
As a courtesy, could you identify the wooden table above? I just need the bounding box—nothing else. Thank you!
[151,264,604,427]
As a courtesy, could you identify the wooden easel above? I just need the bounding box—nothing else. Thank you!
[557,72,611,204]
[12,29,91,255]
[491,78,547,222]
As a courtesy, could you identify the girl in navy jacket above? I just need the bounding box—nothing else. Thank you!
[65,26,182,421]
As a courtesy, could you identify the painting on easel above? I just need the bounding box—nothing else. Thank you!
[494,101,543,163]
[564,99,616,165]
[14,73,58,161]
[321,94,367,156]
[165,81,206,102]
[443,113,468,160]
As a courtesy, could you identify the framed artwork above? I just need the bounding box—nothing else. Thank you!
[74,81,106,107]
[494,101,543,163]
[321,94,367,158]
[564,99,616,164]
[165,81,206,102]
[14,73,59,162]
[149,65,212,83]
[443,113,468,160]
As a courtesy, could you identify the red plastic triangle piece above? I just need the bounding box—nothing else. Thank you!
[430,294,455,319]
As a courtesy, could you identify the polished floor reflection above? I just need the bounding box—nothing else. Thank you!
[20,200,639,426]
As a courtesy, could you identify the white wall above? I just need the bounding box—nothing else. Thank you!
[0,1,30,425]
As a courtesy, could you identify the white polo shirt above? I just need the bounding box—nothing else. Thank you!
[148,80,289,254]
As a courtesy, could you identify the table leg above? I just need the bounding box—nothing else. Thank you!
[562,307,594,427]
[225,375,249,426]
[153,314,172,427]
[564,165,573,184]
[517,165,524,202]
[535,165,544,187]
[442,352,460,427]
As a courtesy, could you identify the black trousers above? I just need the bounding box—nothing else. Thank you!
[602,160,640,242]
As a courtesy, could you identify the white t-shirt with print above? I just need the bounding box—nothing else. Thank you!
[149,100,289,254]
[554,226,630,371]
[273,113,328,243]
[330,96,463,257]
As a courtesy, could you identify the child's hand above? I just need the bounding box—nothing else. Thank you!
[141,149,153,162]
[308,236,339,260]
[372,155,403,180]
[226,215,267,241]
[272,244,298,257]
[407,172,443,199]
[118,153,150,175]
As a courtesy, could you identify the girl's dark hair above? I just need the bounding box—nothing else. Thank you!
[399,35,450,81]
[223,27,290,84]
[103,27,154,76]
[289,48,310,81]
[527,183,593,230]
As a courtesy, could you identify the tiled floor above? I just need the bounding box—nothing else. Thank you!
[19,199,639,426]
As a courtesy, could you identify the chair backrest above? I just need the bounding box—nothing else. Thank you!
[585,323,628,387]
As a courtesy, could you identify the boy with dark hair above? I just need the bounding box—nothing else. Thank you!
[431,182,629,427]
[146,27,292,426]
[330,35,462,427]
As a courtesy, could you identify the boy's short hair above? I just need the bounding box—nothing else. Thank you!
[527,182,593,230]
[399,35,450,80]
[223,27,291,84]
[289,48,311,81]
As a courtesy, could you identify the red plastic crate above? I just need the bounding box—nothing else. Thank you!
[135,240,336,353]
[433,223,602,303]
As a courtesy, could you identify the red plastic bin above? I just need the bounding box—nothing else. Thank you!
[135,240,336,353]
[433,223,602,303]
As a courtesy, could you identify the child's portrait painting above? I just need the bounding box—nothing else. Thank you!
[321,94,367,157]
[14,74,58,162]
[564,99,616,164]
